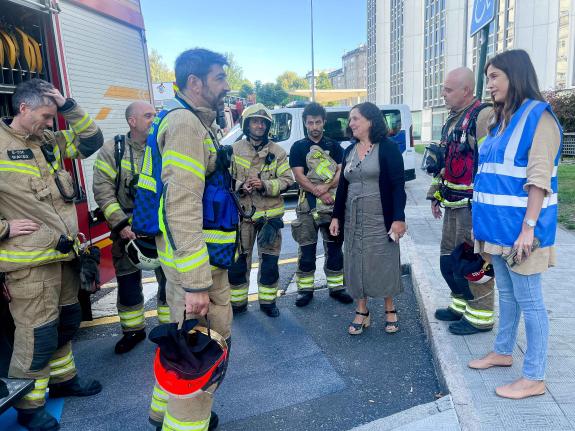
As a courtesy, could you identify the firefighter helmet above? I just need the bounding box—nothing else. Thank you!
[149,319,229,398]
[240,103,272,130]
[125,237,160,270]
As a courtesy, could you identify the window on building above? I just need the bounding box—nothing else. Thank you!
[390,0,404,104]
[424,0,445,108]
[557,0,570,88]
[411,111,422,140]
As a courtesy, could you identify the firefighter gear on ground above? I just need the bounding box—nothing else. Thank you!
[145,92,235,431]
[228,137,293,311]
[427,100,495,332]
[0,99,103,414]
[93,134,169,342]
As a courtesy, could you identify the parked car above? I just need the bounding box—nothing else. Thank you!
[221,105,416,182]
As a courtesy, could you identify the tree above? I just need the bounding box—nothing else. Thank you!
[276,71,309,90]
[256,83,288,108]
[239,82,254,99]
[148,48,175,83]
[316,71,333,90]
[224,53,248,91]
[544,89,575,132]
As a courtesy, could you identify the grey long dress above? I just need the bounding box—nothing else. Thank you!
[343,144,403,299]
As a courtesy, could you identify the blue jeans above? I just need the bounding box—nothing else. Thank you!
[491,255,549,380]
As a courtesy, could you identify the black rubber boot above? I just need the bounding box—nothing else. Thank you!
[17,407,60,431]
[449,318,492,335]
[209,411,219,430]
[259,303,280,318]
[49,375,102,398]
[434,308,462,322]
[114,329,146,354]
[329,290,353,304]
[295,292,313,307]
[232,303,248,315]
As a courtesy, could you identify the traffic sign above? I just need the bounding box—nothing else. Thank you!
[470,0,497,37]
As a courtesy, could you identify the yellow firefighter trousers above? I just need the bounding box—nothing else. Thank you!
[7,261,81,409]
[111,238,170,330]
[441,206,495,329]
[229,220,282,308]
[149,268,232,430]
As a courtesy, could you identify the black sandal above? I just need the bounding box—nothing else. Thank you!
[385,309,399,334]
[349,310,370,335]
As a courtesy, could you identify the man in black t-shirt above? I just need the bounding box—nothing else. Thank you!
[289,102,352,307]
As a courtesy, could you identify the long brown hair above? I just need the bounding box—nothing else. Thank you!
[484,49,543,132]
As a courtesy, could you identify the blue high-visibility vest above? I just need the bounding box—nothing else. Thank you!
[132,97,238,269]
[472,99,562,248]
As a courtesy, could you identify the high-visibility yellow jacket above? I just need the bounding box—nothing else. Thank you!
[231,139,294,221]
[155,92,220,293]
[0,99,103,272]
[93,133,145,231]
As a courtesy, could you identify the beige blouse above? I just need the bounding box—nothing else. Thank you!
[475,110,561,275]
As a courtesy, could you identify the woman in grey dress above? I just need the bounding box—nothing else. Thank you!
[330,102,407,335]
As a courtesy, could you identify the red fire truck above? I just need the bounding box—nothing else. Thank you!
[0,0,154,285]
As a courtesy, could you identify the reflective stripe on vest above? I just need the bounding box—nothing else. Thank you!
[0,160,41,177]
[473,100,562,248]
[253,205,284,220]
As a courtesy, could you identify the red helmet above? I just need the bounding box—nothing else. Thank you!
[149,319,229,398]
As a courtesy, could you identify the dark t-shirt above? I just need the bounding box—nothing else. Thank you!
[289,136,343,175]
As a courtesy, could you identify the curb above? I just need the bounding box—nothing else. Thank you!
[402,233,479,431]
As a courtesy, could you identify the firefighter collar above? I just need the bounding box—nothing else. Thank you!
[175,91,217,128]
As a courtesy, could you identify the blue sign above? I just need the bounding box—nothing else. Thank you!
[470,0,497,37]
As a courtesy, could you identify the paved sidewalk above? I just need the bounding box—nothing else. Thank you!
[403,154,575,430]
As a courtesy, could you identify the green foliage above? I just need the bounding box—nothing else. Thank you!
[256,83,288,108]
[224,53,252,91]
[276,71,309,90]
[239,83,255,99]
[558,163,575,230]
[543,90,575,132]
[148,49,175,82]
[316,71,333,90]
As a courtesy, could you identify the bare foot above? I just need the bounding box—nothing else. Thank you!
[496,377,545,399]
[468,352,513,370]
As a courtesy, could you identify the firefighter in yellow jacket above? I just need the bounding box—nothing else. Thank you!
[93,101,170,355]
[0,79,103,431]
[228,104,294,317]
[147,49,232,431]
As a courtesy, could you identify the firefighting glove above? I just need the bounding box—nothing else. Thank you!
[78,246,101,293]
[256,217,284,249]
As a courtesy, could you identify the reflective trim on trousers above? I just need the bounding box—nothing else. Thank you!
[118,308,145,330]
[464,304,494,327]
[49,351,76,377]
[258,284,277,302]
[162,410,210,431]
[230,286,249,304]
[22,377,49,401]
[150,384,169,415]
[157,305,171,324]
[296,275,314,290]
[326,274,343,288]
[448,296,466,315]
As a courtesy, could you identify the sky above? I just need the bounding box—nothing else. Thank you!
[140,0,367,84]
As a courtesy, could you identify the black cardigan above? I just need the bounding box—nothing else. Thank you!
[332,138,407,233]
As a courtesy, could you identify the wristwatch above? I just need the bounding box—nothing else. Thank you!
[524,218,537,228]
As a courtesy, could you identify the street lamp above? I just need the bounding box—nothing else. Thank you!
[310,0,316,102]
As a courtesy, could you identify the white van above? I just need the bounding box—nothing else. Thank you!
[221,105,416,182]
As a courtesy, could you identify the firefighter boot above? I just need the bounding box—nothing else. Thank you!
[114,329,146,354]
[17,407,60,431]
[295,292,313,307]
[154,411,219,431]
[449,318,492,335]
[434,308,462,321]
[260,303,280,318]
[329,290,353,304]
[49,375,102,398]
[232,303,248,315]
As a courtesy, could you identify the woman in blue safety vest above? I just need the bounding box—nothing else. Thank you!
[468,49,562,400]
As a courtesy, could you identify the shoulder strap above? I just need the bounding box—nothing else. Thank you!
[114,134,125,196]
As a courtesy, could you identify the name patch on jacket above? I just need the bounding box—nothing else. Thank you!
[7,149,34,160]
